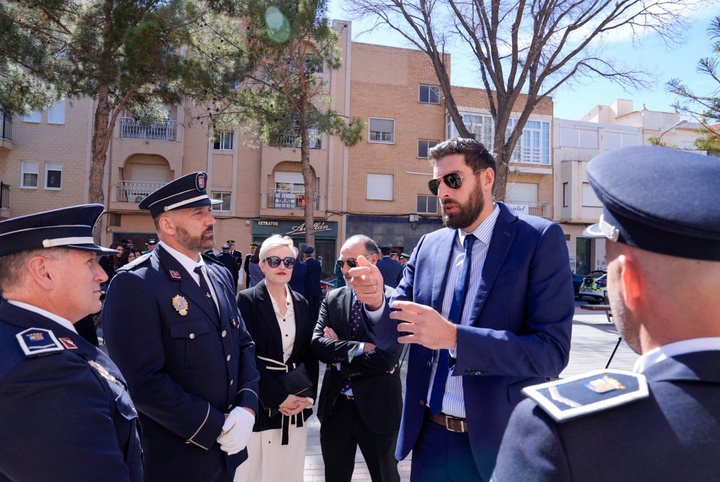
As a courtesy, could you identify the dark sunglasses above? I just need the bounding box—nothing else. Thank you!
[428,170,484,196]
[336,254,371,270]
[263,256,296,269]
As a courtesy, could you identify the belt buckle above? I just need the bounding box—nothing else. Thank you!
[444,415,467,433]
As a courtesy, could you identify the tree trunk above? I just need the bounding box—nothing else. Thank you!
[89,85,112,243]
[299,104,316,248]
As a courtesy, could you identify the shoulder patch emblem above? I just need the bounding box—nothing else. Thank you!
[523,369,648,422]
[16,328,64,357]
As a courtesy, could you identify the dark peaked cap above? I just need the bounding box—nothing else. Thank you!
[0,204,118,257]
[583,145,720,261]
[139,171,221,218]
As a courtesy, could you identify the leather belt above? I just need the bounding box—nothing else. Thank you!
[425,408,468,433]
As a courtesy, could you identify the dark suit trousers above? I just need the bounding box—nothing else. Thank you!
[320,396,400,482]
[410,418,482,482]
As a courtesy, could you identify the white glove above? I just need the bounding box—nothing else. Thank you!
[217,407,255,455]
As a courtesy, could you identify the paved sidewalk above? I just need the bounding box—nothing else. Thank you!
[303,304,638,481]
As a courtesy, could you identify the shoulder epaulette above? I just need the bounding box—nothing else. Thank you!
[16,328,64,357]
[118,252,152,271]
[523,369,648,422]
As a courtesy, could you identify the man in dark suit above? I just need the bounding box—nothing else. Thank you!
[312,235,403,482]
[226,239,242,271]
[375,245,403,288]
[352,138,574,480]
[304,246,323,321]
[289,254,308,298]
[244,242,258,288]
[103,172,260,482]
[0,204,143,481]
[493,146,720,480]
[218,243,240,290]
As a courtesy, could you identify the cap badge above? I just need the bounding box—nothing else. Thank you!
[196,172,206,191]
[172,295,189,316]
[585,375,626,394]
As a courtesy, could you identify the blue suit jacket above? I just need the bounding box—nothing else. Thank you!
[369,203,574,479]
[376,256,403,288]
[103,245,260,481]
[0,303,143,481]
[493,351,720,481]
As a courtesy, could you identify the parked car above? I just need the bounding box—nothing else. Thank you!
[578,270,608,304]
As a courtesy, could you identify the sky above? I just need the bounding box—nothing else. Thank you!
[327,2,720,121]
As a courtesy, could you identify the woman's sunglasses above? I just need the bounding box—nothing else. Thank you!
[263,256,296,269]
[336,254,371,270]
[428,170,485,196]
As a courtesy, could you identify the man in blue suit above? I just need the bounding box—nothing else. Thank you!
[352,138,574,480]
[376,245,403,288]
[492,146,720,481]
[0,204,143,481]
[103,172,260,482]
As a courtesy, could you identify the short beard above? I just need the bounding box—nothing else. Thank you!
[176,224,214,253]
[442,187,484,230]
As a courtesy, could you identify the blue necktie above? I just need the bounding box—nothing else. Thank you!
[342,300,363,393]
[429,234,476,415]
[194,266,218,317]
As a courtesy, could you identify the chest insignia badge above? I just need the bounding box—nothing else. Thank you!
[172,295,189,316]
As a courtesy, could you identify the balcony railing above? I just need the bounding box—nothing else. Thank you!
[0,182,10,209]
[1,113,12,141]
[506,201,550,218]
[267,190,320,209]
[269,128,322,149]
[116,180,167,203]
[120,117,177,141]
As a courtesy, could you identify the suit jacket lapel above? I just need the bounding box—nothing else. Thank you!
[156,245,220,327]
[431,228,458,313]
[257,281,284,357]
[468,203,518,325]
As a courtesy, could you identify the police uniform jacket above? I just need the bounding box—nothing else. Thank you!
[103,245,260,481]
[304,258,323,299]
[0,302,143,481]
[493,351,720,481]
[236,280,319,434]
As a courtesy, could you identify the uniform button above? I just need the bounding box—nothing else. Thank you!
[228,404,233,410]
[221,330,227,337]
[230,379,234,386]
[189,333,195,340]
[226,355,231,362]
[420,400,425,406]
[427,361,432,368]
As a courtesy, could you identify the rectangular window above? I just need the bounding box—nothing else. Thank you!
[213,131,234,150]
[417,195,438,214]
[45,162,63,189]
[367,174,393,200]
[582,183,602,207]
[369,118,395,144]
[21,161,39,188]
[211,191,232,211]
[562,182,569,208]
[23,110,41,123]
[47,100,66,125]
[419,85,441,104]
[418,139,439,158]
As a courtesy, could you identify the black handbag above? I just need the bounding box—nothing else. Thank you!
[276,363,313,396]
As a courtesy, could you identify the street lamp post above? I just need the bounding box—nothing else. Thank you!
[657,119,688,144]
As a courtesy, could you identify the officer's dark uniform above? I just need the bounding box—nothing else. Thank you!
[0,204,143,481]
[492,146,720,481]
[103,173,260,482]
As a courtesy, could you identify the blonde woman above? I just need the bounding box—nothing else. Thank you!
[234,235,318,482]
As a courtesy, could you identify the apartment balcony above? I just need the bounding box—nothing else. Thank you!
[120,117,177,141]
[268,128,322,149]
[266,190,320,210]
[115,180,167,204]
[0,113,13,151]
[0,182,10,219]
[506,201,550,219]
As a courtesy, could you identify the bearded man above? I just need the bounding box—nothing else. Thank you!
[103,172,260,482]
[351,137,574,481]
